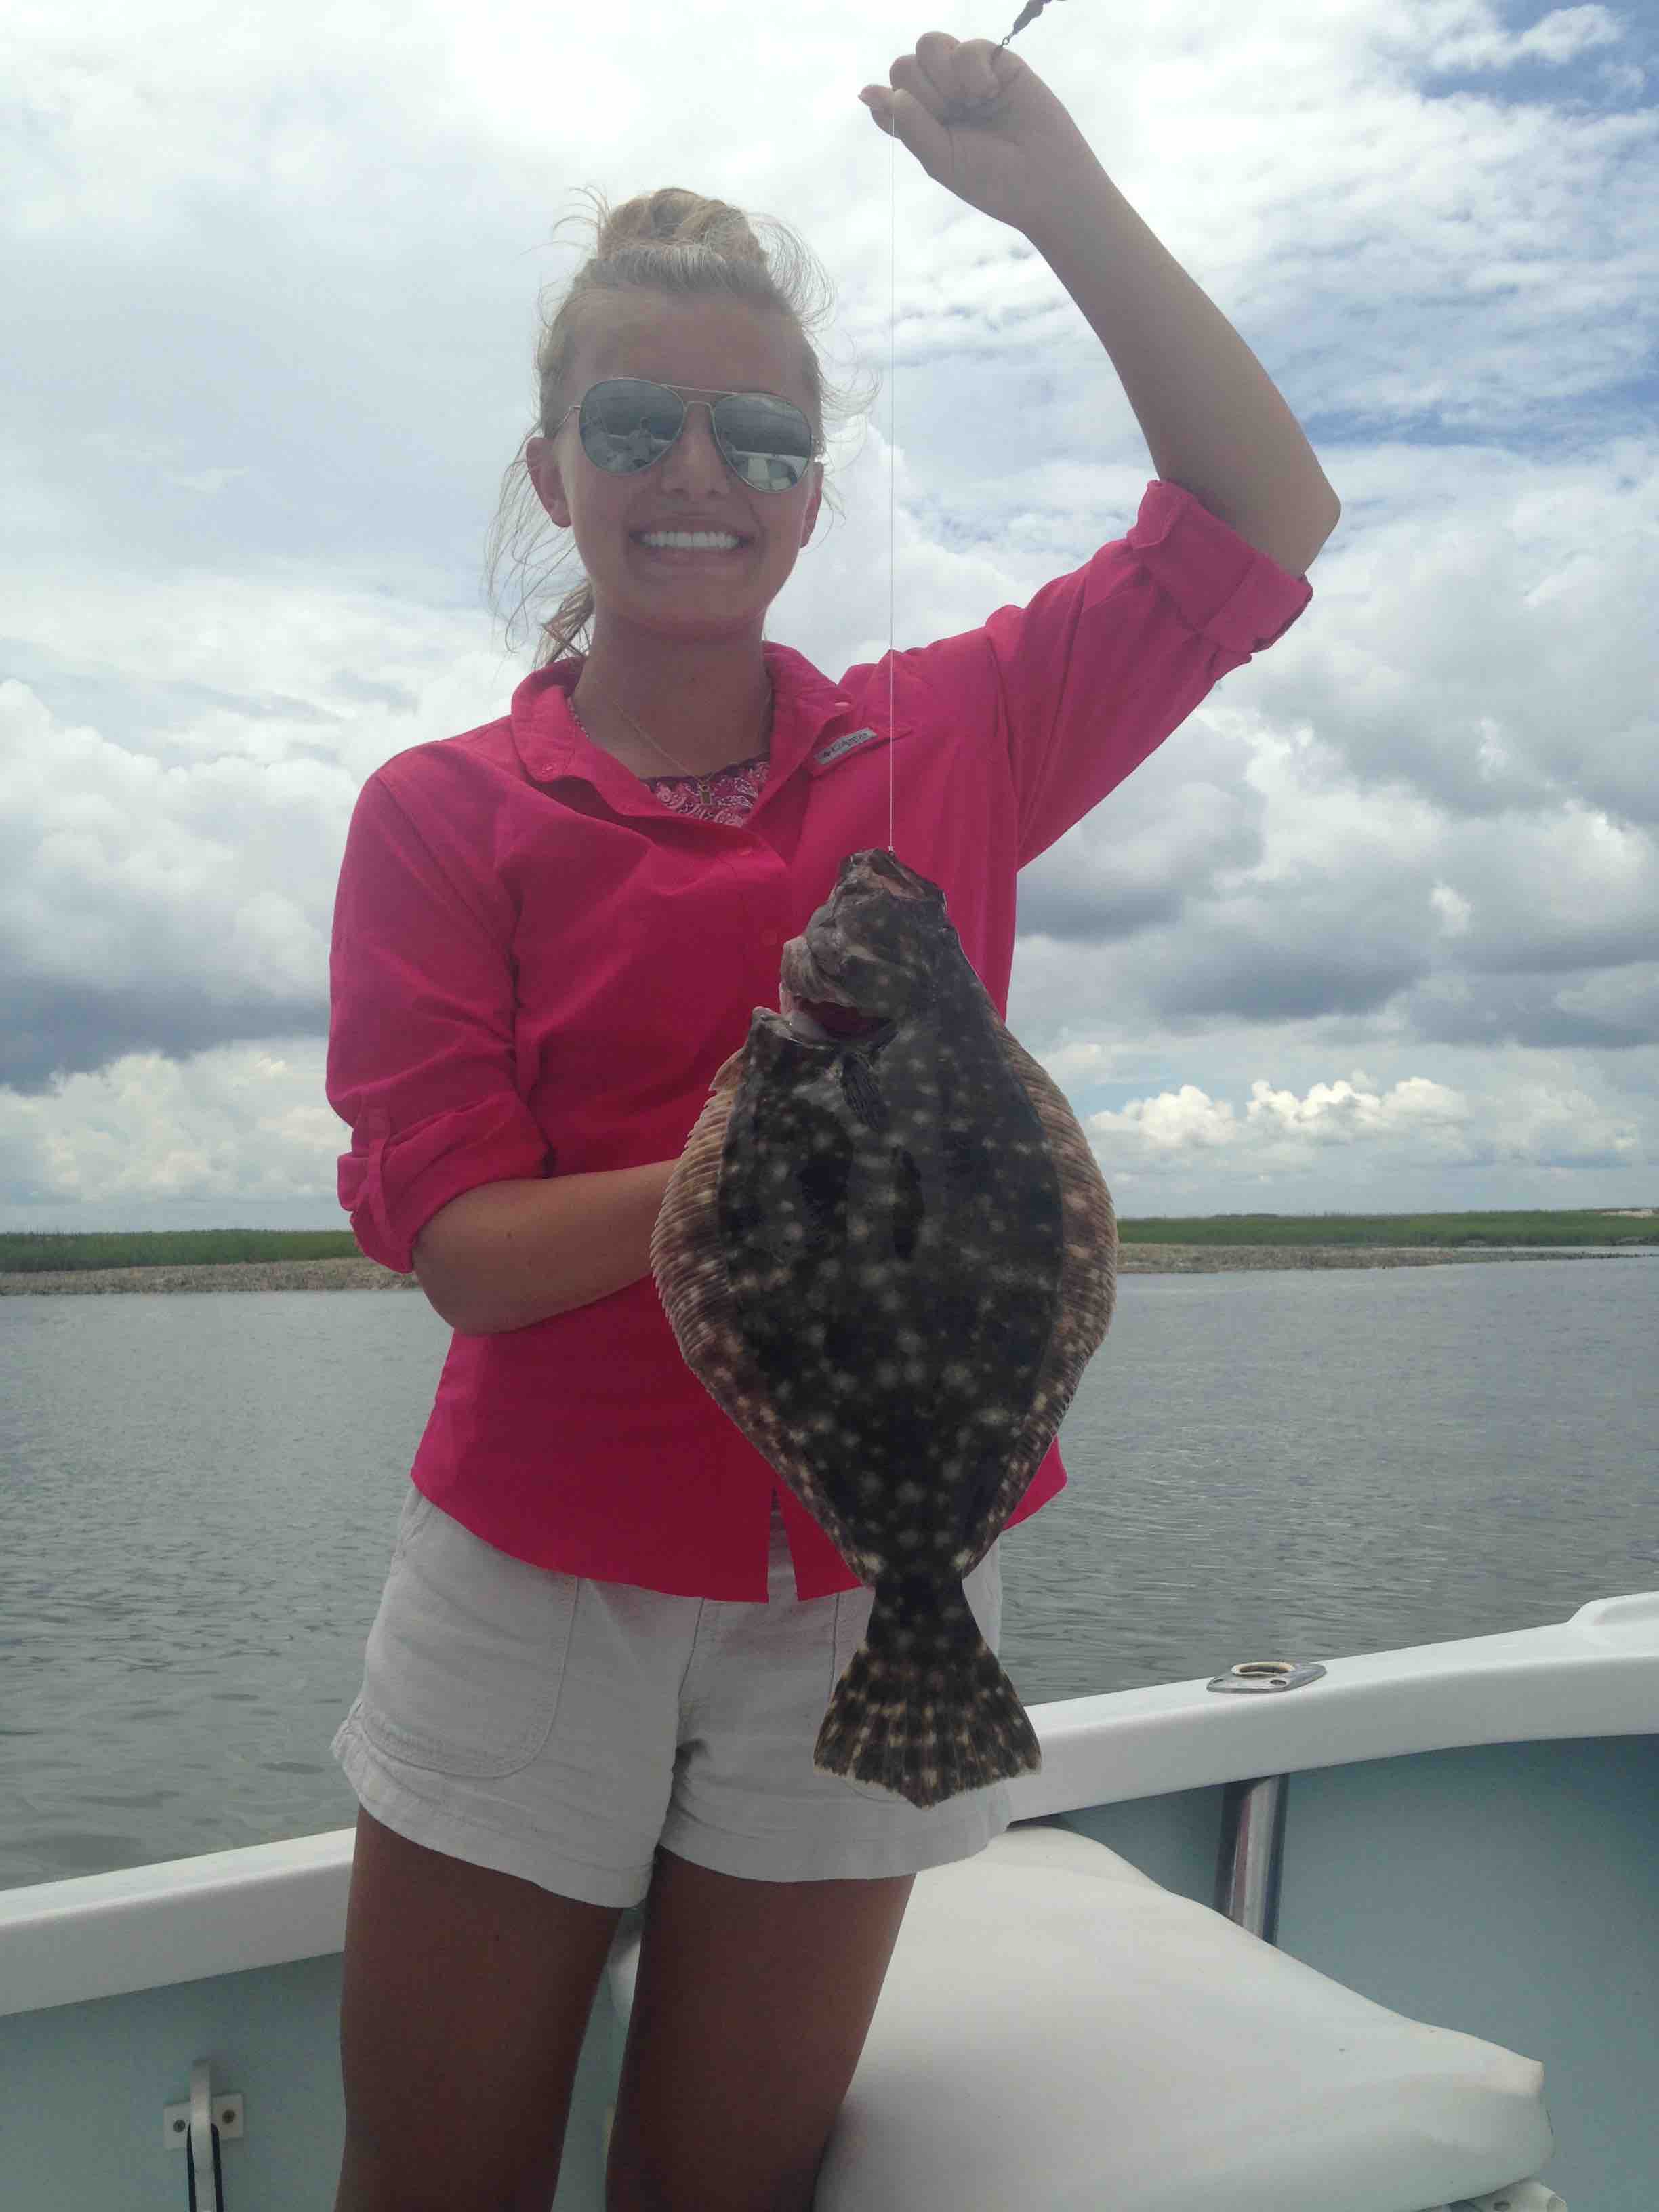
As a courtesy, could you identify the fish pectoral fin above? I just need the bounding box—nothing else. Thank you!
[839,1053,887,1128]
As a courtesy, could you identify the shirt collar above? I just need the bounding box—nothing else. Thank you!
[509,643,855,811]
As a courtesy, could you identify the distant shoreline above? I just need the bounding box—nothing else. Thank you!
[0,1246,1643,1296]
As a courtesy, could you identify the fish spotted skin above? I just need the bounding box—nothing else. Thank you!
[652,850,1116,1808]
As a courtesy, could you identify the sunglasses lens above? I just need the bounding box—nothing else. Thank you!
[579,380,813,491]
[580,381,684,472]
[713,394,815,491]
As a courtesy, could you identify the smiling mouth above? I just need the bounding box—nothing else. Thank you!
[630,534,752,556]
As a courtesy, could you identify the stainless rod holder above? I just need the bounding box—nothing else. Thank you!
[1214,1772,1290,1946]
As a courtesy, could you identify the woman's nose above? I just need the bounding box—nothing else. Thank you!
[661,401,730,489]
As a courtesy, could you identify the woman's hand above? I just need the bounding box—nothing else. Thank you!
[859,29,1099,235]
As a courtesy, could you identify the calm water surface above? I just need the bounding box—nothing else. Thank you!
[1,1258,1654,1889]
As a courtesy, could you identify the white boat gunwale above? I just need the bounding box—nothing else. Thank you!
[4,1586,1654,2022]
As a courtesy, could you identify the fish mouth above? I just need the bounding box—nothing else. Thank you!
[779,941,886,1043]
[776,851,941,1042]
[780,982,886,1044]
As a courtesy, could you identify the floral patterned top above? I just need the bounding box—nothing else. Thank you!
[642,756,770,825]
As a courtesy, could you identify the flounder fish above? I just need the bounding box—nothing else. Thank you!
[651,850,1117,1809]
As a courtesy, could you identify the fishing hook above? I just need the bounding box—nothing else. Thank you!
[942,0,1069,121]
[1000,0,1066,41]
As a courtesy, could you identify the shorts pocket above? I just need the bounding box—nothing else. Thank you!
[390,1482,438,1561]
[358,1492,580,1780]
[965,1538,1004,1654]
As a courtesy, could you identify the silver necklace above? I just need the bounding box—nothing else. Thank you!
[570,675,773,780]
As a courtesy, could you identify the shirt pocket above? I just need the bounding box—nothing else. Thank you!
[358,1492,580,1779]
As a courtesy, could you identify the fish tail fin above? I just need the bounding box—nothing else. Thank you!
[815,1576,1041,1811]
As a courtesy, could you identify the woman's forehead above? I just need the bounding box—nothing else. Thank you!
[575,297,806,400]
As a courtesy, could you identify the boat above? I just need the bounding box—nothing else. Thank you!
[3,1586,1654,2209]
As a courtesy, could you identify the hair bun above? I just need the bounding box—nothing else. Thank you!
[595,187,768,270]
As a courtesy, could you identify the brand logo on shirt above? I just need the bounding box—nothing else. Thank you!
[812,727,882,769]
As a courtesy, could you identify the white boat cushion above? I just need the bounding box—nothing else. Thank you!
[606,1822,1557,2212]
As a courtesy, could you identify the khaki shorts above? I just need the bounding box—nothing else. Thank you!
[332,1483,1012,1908]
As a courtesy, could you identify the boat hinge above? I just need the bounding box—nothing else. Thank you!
[163,2059,242,2209]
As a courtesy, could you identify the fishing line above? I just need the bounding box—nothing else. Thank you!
[888,88,897,858]
[882,0,1065,861]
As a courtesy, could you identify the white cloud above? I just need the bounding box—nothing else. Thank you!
[1246,1073,1469,1144]
[1080,1064,1647,1203]
[1431,884,1473,935]
[0,1042,339,1212]
[1415,4,1626,73]
[1088,1072,1473,1169]
[1091,1084,1242,1155]
[1492,1078,1642,1169]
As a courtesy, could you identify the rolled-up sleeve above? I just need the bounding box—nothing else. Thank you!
[917,480,1314,867]
[327,765,550,1273]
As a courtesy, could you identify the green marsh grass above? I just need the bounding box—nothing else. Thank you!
[2,1208,1652,1275]
[1113,1209,1656,1249]
[0,1229,364,1274]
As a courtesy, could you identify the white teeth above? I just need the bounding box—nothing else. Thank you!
[638,531,742,550]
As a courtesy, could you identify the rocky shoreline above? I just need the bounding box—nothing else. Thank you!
[0,1245,1632,1296]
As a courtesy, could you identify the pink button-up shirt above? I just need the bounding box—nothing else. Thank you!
[327,480,1312,1597]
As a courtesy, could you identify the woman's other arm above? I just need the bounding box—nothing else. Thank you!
[411,1159,679,1336]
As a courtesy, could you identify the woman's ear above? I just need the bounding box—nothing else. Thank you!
[526,436,573,529]
[801,464,825,546]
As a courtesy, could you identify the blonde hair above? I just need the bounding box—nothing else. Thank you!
[485,187,878,670]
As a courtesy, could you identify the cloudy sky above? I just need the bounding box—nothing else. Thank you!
[4,0,1655,1232]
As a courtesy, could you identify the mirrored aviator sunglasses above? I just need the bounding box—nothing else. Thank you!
[567,379,817,493]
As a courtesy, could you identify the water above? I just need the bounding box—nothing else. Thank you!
[2,1260,1655,1891]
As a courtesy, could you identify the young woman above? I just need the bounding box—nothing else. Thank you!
[325,30,1338,2212]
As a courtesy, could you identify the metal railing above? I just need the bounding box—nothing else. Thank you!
[1207,1656,1326,1944]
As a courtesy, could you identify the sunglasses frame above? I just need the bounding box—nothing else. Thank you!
[548,379,820,493]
